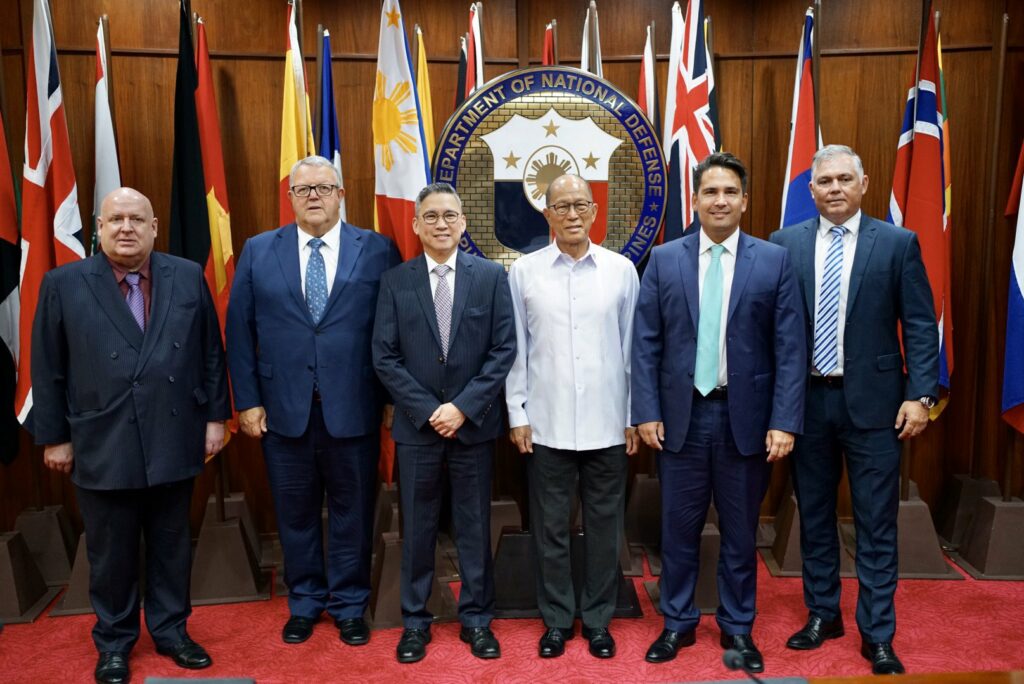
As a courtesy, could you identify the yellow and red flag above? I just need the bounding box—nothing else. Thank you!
[279,1,315,226]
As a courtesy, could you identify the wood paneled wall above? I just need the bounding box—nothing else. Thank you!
[1,0,1021,535]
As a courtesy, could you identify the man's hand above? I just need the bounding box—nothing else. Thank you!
[205,422,226,456]
[638,421,664,451]
[895,400,929,440]
[43,442,73,475]
[625,427,640,456]
[509,425,533,454]
[429,403,465,438]
[239,406,267,438]
[765,429,795,462]
[382,404,394,430]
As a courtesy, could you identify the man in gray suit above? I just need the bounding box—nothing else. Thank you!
[31,188,230,684]
[373,182,516,664]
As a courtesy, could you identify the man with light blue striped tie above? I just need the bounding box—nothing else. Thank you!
[770,145,938,676]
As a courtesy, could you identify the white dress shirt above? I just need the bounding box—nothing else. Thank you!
[424,250,458,298]
[506,241,640,450]
[298,220,341,297]
[698,228,740,388]
[812,210,860,376]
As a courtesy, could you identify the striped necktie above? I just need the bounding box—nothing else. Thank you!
[813,226,846,376]
[434,264,452,359]
[125,272,145,332]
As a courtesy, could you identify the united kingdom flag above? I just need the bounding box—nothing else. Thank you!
[662,0,720,243]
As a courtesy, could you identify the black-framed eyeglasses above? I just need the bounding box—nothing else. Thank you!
[547,201,593,216]
[419,211,462,225]
[290,183,339,198]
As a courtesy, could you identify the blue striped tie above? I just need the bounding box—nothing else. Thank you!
[813,226,846,376]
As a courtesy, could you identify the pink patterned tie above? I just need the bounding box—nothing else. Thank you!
[125,272,145,332]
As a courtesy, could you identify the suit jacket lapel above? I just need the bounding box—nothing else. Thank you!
[322,223,364,320]
[273,224,309,320]
[137,253,173,374]
[846,215,878,316]
[448,251,474,343]
[727,232,755,325]
[800,220,818,319]
[411,255,444,352]
[678,237,700,330]
[83,254,143,351]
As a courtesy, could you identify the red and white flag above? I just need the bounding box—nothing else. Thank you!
[18,0,84,423]
[465,3,484,98]
[373,0,431,261]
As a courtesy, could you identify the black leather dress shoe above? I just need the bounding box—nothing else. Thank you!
[862,641,905,675]
[538,626,574,658]
[460,626,500,659]
[721,633,764,673]
[582,625,616,658]
[155,637,212,669]
[396,628,431,664]
[786,615,845,650]
[336,617,370,646]
[95,652,129,684]
[282,616,317,644]
[645,628,696,663]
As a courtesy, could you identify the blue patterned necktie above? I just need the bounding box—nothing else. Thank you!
[694,244,725,396]
[813,226,846,375]
[125,272,145,332]
[306,237,328,323]
[434,264,452,358]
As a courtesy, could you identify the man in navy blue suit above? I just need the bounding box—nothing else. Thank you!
[32,188,230,684]
[226,156,401,647]
[633,153,806,673]
[372,182,515,664]
[770,145,938,675]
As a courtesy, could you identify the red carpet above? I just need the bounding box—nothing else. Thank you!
[2,557,1023,683]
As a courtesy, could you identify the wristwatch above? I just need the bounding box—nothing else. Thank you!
[918,396,936,409]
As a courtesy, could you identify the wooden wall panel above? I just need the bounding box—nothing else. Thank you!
[0,0,1021,536]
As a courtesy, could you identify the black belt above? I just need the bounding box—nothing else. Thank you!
[809,374,844,388]
[694,387,728,401]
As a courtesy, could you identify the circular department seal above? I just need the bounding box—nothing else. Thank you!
[433,66,667,267]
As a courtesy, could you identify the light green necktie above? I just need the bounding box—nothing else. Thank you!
[695,244,725,396]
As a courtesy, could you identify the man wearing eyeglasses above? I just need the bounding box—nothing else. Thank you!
[505,173,640,660]
[227,156,401,648]
[372,182,515,663]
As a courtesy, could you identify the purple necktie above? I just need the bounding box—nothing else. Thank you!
[125,272,145,332]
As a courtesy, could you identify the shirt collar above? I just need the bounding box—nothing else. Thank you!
[819,210,861,237]
[699,227,740,256]
[106,254,152,283]
[424,250,458,274]
[299,220,342,251]
[548,240,596,268]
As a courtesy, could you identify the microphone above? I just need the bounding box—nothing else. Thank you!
[723,648,765,684]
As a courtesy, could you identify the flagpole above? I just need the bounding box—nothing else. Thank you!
[99,15,119,155]
[551,19,559,65]
[650,21,659,143]
[909,0,930,144]
[315,24,324,143]
[476,3,485,82]
[812,1,821,140]
[412,24,421,80]
[293,0,304,57]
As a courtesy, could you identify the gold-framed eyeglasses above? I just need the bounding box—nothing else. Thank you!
[419,211,462,225]
[548,201,593,216]
[290,183,338,198]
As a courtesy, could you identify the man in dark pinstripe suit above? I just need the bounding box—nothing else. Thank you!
[373,182,516,664]
[31,188,230,684]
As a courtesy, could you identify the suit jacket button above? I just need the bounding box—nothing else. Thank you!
[438,356,444,363]
[110,352,118,359]
[171,409,179,416]
[132,381,140,388]
[128,416,136,424]
[173,342,181,349]
[168,376,175,383]
[687,371,694,378]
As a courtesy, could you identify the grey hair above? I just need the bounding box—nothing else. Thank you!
[289,155,343,187]
[812,144,865,181]
[544,174,592,205]
[414,182,462,214]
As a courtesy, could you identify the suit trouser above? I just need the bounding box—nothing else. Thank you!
[791,379,901,642]
[527,443,627,630]
[262,399,379,620]
[398,439,494,629]
[75,478,193,654]
[658,396,770,635]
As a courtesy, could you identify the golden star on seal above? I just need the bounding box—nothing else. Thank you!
[542,120,559,137]
[386,7,401,26]
[583,152,599,169]
[503,151,521,169]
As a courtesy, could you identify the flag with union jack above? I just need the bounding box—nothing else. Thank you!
[780,8,820,228]
[887,9,953,416]
[662,0,720,242]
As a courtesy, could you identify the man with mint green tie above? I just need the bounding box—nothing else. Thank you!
[632,152,806,673]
